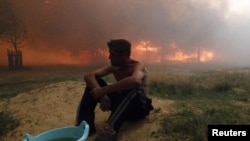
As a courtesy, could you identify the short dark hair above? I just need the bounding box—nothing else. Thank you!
[107,39,131,56]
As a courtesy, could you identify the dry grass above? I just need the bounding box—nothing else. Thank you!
[148,67,250,140]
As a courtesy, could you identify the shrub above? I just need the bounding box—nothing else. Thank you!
[160,109,207,141]
[213,82,232,93]
[0,110,20,137]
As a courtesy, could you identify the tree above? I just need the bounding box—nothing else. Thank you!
[0,0,27,52]
[4,17,27,52]
[0,0,27,69]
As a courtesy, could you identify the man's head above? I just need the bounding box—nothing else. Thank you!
[107,39,131,66]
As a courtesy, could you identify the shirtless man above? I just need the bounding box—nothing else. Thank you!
[76,39,153,141]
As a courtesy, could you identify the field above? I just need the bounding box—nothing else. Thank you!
[0,64,250,141]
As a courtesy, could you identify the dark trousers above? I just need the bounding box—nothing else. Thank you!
[76,77,153,133]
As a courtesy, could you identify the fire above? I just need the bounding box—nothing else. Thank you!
[0,40,215,66]
[94,48,109,57]
[199,50,214,62]
[168,50,197,62]
[132,41,160,63]
[132,40,214,63]
[16,43,94,66]
[132,40,215,63]
[167,49,214,62]
[135,41,158,52]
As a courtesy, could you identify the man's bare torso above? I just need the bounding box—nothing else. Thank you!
[110,59,148,94]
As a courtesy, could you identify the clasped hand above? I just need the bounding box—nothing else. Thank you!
[90,87,111,112]
[90,87,104,99]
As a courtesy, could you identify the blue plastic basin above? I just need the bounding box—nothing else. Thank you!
[22,121,89,141]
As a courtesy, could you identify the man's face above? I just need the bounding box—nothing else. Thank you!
[108,49,124,66]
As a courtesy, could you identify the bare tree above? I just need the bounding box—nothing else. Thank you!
[1,0,27,69]
[4,18,27,52]
[0,0,27,51]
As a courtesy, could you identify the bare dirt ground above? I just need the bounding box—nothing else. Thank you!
[0,81,175,141]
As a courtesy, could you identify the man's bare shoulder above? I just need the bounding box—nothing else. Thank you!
[103,64,119,72]
[131,60,146,70]
[130,59,143,66]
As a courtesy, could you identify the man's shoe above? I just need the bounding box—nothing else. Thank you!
[88,125,97,136]
[89,128,96,136]
[95,125,118,141]
[95,134,117,141]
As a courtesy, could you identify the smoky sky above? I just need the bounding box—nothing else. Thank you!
[6,0,250,66]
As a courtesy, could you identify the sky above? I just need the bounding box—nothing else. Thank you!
[1,0,250,66]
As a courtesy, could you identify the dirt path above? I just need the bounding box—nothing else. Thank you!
[0,81,174,141]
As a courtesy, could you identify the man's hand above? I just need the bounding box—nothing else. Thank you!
[100,95,111,112]
[90,87,111,111]
[90,87,105,100]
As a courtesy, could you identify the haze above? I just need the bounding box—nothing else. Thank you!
[0,0,250,67]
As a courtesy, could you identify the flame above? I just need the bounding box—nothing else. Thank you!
[132,40,161,63]
[168,50,197,62]
[135,41,158,52]
[132,40,214,63]
[199,50,214,62]
[94,48,109,57]
[167,49,214,63]
[0,40,215,66]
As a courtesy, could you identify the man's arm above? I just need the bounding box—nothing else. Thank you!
[84,65,112,89]
[92,63,145,99]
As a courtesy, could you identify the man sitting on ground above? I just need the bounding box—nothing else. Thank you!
[76,39,154,141]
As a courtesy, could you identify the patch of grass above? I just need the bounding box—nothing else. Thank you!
[0,110,20,138]
[149,69,250,99]
[149,69,250,141]
[158,101,250,141]
[212,82,232,93]
[149,81,194,98]
[0,65,85,99]
[160,109,206,141]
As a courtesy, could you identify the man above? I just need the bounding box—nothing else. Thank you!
[76,39,154,141]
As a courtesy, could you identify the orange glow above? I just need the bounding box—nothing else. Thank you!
[135,41,158,52]
[0,40,215,66]
[135,46,158,52]
[22,47,92,65]
[168,50,197,62]
[164,41,215,63]
[94,48,109,57]
[132,40,215,63]
[200,50,214,62]
[167,49,214,62]
[4,42,95,65]
[132,40,160,63]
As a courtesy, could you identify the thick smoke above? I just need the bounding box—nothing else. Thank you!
[1,0,249,66]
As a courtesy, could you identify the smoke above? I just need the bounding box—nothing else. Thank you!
[1,0,248,66]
